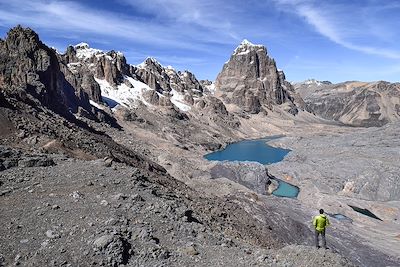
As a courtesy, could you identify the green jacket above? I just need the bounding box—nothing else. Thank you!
[313,214,330,232]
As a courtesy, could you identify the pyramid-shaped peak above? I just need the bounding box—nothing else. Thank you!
[233,39,265,55]
[137,57,163,69]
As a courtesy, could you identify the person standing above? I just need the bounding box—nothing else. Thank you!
[313,209,330,249]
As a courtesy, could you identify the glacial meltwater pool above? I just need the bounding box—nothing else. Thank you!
[205,137,299,198]
[204,137,291,164]
[272,179,299,198]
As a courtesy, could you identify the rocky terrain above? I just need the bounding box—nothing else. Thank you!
[294,79,400,127]
[1,25,400,266]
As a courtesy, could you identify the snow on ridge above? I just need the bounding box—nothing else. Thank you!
[233,39,265,56]
[137,57,163,69]
[304,79,322,86]
[170,89,191,112]
[94,76,168,110]
[73,43,122,61]
[73,42,104,60]
[74,42,90,49]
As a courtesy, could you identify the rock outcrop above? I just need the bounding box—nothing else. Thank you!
[215,40,302,115]
[0,26,71,115]
[136,58,204,95]
[0,26,114,123]
[210,162,271,194]
[294,80,400,127]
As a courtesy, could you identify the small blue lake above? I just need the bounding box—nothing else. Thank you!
[205,137,299,198]
[204,137,291,165]
[272,180,299,198]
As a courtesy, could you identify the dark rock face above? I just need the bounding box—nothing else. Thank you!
[0,26,68,115]
[294,80,400,127]
[135,58,204,96]
[0,26,102,118]
[215,40,300,115]
[61,44,127,102]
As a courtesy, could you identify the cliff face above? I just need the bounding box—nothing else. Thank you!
[0,26,70,114]
[0,26,118,125]
[215,40,301,115]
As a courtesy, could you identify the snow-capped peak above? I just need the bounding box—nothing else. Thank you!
[233,39,265,55]
[72,42,105,60]
[74,42,90,49]
[240,39,254,46]
[137,57,163,69]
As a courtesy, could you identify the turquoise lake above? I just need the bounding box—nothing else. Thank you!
[204,137,291,164]
[205,137,299,198]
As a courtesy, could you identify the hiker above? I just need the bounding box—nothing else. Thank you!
[313,209,330,249]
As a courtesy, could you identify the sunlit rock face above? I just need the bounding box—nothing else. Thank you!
[215,39,302,115]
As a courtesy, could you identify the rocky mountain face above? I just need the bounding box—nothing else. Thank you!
[61,45,206,111]
[215,40,303,115]
[0,26,119,125]
[294,80,400,127]
[0,26,78,116]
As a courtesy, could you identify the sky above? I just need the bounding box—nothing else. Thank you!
[0,0,399,83]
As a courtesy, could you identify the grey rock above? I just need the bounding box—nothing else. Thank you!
[46,230,60,239]
[215,40,302,115]
[181,244,199,256]
[18,157,55,168]
[93,234,114,249]
[210,162,271,194]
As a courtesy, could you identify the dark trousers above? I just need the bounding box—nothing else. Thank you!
[315,229,326,248]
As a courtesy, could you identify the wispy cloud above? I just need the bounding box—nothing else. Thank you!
[120,0,237,33]
[274,0,400,59]
[0,0,237,51]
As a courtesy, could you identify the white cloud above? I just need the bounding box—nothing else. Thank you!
[120,0,236,32]
[0,0,236,50]
[274,0,400,59]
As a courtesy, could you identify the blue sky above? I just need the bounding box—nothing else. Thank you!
[0,0,399,83]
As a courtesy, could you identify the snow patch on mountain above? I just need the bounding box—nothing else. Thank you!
[170,89,191,112]
[304,79,323,86]
[89,100,106,110]
[94,76,162,109]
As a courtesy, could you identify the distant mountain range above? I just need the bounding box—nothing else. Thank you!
[294,79,400,127]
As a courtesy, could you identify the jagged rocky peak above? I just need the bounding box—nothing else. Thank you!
[137,57,163,69]
[0,25,69,113]
[233,39,265,56]
[135,57,204,97]
[61,42,132,88]
[0,26,106,119]
[215,39,302,115]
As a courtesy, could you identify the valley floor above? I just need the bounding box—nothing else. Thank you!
[104,108,400,266]
[1,107,399,266]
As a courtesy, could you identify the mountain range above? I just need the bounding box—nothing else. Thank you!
[1,26,399,267]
